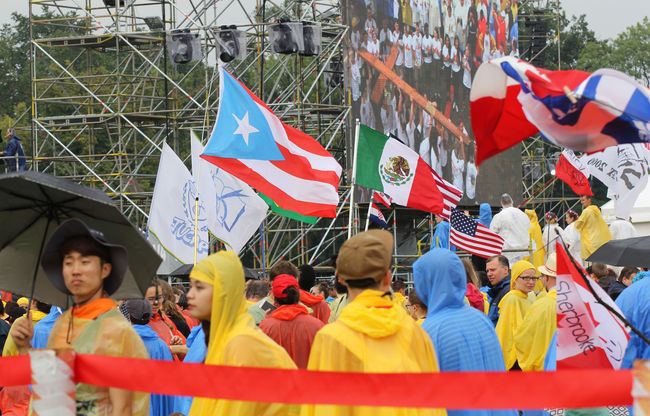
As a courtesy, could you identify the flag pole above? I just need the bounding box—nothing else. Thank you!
[194,197,199,265]
[364,194,373,231]
[348,119,360,239]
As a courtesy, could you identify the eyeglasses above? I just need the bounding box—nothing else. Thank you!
[519,276,539,282]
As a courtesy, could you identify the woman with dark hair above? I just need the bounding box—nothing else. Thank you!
[564,209,582,264]
[145,280,187,355]
[259,274,324,369]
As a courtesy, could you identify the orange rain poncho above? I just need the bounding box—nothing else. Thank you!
[47,298,150,416]
[301,289,446,416]
[495,260,535,370]
[189,251,298,416]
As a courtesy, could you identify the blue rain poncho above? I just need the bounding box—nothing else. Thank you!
[133,324,175,416]
[615,276,650,368]
[432,221,455,251]
[478,203,493,228]
[414,248,516,416]
[173,325,207,415]
[32,307,63,349]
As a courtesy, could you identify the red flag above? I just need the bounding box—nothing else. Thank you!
[555,150,593,196]
[555,242,629,369]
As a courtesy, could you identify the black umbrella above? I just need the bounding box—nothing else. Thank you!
[586,236,650,267]
[0,171,161,306]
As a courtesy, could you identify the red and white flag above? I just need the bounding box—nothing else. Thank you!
[371,190,393,208]
[432,169,463,220]
[555,149,593,196]
[555,242,629,369]
[449,208,504,258]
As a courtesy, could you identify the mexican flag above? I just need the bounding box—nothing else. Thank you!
[355,125,444,214]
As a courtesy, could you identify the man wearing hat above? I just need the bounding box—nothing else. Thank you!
[513,253,557,371]
[301,230,445,416]
[10,218,149,416]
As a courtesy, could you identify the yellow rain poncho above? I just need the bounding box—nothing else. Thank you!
[514,288,557,371]
[189,251,298,416]
[495,260,535,370]
[3,309,47,357]
[301,290,446,416]
[524,210,545,270]
[574,205,612,260]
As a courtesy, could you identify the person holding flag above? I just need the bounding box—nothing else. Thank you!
[524,209,545,271]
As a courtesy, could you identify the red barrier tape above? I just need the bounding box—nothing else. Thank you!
[74,355,634,409]
[0,355,31,387]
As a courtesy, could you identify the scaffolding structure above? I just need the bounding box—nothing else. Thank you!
[28,0,570,275]
[29,0,350,269]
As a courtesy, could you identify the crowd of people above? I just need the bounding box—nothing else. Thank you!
[0,190,648,415]
[349,0,519,202]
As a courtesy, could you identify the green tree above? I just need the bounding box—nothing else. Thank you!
[577,17,650,86]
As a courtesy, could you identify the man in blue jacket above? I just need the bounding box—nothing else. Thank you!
[0,128,26,172]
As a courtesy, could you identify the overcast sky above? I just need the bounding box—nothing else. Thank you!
[2,1,649,40]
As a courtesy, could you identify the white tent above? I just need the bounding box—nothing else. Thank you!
[601,181,650,237]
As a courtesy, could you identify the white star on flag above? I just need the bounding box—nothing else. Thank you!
[232,112,259,145]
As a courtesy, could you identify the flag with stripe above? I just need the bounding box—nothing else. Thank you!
[470,57,650,165]
[449,208,504,258]
[201,68,342,218]
[431,169,463,220]
[368,202,388,228]
[372,190,392,208]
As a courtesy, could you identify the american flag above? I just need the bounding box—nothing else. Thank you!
[431,170,463,220]
[371,190,392,208]
[449,208,504,258]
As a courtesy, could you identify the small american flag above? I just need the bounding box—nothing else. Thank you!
[431,170,463,220]
[371,191,392,208]
[449,208,504,258]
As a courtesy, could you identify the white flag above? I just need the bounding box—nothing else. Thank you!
[612,144,649,220]
[583,146,619,190]
[147,143,210,273]
[191,131,268,253]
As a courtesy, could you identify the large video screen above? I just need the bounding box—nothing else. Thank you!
[345,0,522,205]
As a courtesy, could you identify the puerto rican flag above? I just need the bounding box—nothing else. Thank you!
[555,242,629,370]
[470,57,650,165]
[201,68,342,218]
[554,149,593,196]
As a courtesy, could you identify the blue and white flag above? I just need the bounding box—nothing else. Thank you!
[191,131,268,253]
[147,143,210,273]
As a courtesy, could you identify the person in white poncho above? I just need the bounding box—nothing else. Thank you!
[490,193,531,263]
[541,212,564,260]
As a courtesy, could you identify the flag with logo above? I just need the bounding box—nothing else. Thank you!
[555,149,593,196]
[201,68,342,218]
[470,57,650,165]
[191,132,268,253]
[449,208,504,258]
[148,143,210,273]
[555,241,629,369]
[355,124,444,214]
